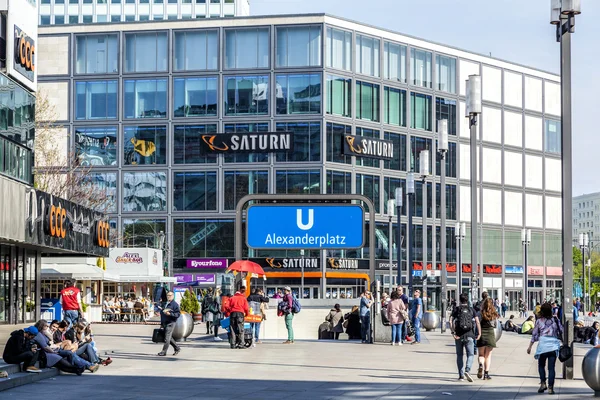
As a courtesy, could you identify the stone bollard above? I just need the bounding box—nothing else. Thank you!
[582,346,600,397]
[172,313,194,342]
[422,311,440,331]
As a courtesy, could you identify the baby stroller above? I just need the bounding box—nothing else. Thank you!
[220,317,253,348]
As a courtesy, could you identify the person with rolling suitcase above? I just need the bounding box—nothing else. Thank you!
[157,291,181,357]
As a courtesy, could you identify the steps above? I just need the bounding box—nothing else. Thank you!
[0,361,59,392]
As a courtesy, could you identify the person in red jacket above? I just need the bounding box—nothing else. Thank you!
[225,287,249,349]
[60,279,83,328]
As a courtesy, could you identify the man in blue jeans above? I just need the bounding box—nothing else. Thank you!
[359,290,373,343]
[450,293,481,381]
[410,290,423,344]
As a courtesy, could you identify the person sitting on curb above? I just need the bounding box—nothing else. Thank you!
[520,316,535,335]
[2,326,42,373]
[503,315,519,332]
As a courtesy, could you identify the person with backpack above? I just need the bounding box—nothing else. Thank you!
[450,293,481,382]
[278,287,296,344]
[202,288,216,335]
[527,302,564,395]
[247,288,269,344]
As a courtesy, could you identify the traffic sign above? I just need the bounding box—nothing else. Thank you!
[247,205,364,249]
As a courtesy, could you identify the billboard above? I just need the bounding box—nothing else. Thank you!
[4,0,38,91]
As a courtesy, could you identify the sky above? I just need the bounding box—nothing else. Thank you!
[251,0,600,197]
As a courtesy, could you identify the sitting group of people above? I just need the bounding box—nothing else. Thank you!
[503,315,537,334]
[102,295,150,322]
[3,319,112,375]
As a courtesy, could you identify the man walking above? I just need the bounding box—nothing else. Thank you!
[158,291,181,356]
[226,286,249,349]
[359,290,373,343]
[410,290,423,344]
[450,294,481,382]
[60,279,83,328]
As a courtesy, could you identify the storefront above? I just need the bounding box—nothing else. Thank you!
[504,265,525,309]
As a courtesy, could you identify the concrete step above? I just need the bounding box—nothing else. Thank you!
[0,368,59,392]
[0,362,22,375]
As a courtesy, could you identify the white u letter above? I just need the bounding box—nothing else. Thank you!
[296,209,314,230]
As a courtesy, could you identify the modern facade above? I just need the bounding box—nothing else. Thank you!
[37,13,563,309]
[39,0,249,25]
[573,192,600,243]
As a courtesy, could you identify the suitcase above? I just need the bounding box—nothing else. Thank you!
[152,328,165,343]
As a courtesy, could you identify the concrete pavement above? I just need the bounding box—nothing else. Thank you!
[1,322,596,399]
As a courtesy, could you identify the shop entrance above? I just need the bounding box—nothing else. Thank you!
[507,290,521,312]
[0,245,38,324]
[528,290,544,312]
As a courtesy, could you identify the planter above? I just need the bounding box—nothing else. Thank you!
[583,346,600,397]
[172,313,194,342]
[193,313,203,323]
[422,311,440,331]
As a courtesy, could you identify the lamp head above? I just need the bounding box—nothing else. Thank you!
[407,172,415,194]
[394,187,403,207]
[419,150,430,178]
[438,119,448,152]
[561,0,581,15]
[466,75,482,115]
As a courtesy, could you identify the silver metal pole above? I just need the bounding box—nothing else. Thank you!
[389,215,393,294]
[455,232,460,305]
[524,240,528,311]
[422,180,427,311]
[300,249,305,300]
[408,194,414,296]
[397,203,402,291]
[581,245,586,315]
[470,115,478,305]
[441,152,447,332]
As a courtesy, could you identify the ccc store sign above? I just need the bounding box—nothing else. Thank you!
[94,221,110,248]
[44,205,67,239]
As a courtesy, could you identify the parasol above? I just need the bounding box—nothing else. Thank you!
[226,260,266,279]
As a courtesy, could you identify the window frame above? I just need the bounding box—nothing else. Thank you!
[173,76,219,118]
[224,26,270,70]
[123,78,168,120]
[173,29,219,72]
[123,31,169,74]
[275,25,322,68]
[74,79,119,121]
[74,33,120,75]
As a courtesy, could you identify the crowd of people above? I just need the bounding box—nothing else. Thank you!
[102,295,152,322]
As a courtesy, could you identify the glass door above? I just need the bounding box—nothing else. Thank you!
[0,246,9,323]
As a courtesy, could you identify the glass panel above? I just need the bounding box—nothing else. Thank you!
[123,172,167,211]
[174,30,218,71]
[223,171,269,210]
[173,219,234,258]
[435,183,457,220]
[355,126,380,168]
[356,81,380,122]
[276,170,321,194]
[545,119,561,154]
[326,75,351,117]
[124,32,168,73]
[383,131,406,171]
[436,55,456,93]
[173,171,217,211]
[275,121,321,163]
[275,73,321,115]
[75,80,118,120]
[123,125,167,165]
[223,123,269,163]
[326,27,352,71]
[80,172,118,212]
[74,126,118,166]
[224,75,269,116]
[384,42,406,82]
[435,142,456,178]
[276,25,321,67]
[173,124,218,164]
[355,34,380,77]
[383,177,406,215]
[383,86,406,126]
[124,79,168,119]
[173,77,218,117]
[410,135,432,173]
[326,170,352,194]
[410,48,432,88]
[326,122,351,164]
[225,28,269,69]
[410,92,432,131]
[436,97,457,135]
[122,219,166,247]
[356,173,381,213]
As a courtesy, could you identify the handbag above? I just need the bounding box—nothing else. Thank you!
[343,319,349,329]
[553,317,572,362]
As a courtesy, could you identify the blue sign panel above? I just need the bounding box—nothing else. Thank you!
[40,298,62,322]
[247,205,364,249]
[505,265,524,274]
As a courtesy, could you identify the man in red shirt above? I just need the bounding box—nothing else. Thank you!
[225,287,249,349]
[60,279,83,328]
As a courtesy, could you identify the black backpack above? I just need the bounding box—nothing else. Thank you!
[456,306,474,335]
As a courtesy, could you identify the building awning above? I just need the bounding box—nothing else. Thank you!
[42,263,120,282]
[117,275,177,283]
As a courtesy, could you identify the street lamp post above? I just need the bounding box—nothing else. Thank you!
[551,0,580,379]
[579,233,588,314]
[407,172,416,296]
[455,222,466,305]
[438,119,449,332]
[387,199,395,295]
[466,74,482,305]
[522,228,531,311]
[395,189,403,293]
[157,230,170,289]
[419,150,430,310]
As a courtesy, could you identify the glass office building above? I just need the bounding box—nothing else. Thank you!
[37,14,563,306]
[39,0,249,25]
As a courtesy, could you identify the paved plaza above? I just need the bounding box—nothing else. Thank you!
[1,323,596,399]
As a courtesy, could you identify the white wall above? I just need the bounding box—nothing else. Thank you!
[482,188,502,224]
[482,147,501,184]
[524,115,543,151]
[526,194,543,228]
[481,106,501,143]
[525,155,543,190]
[482,65,502,103]
[545,196,562,230]
[459,143,470,180]
[504,151,522,187]
[504,191,523,226]
[504,110,522,147]
[545,158,561,192]
[504,70,523,108]
[459,59,479,96]
[544,80,561,117]
[524,76,543,112]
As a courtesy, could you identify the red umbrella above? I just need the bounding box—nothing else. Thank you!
[226,260,266,278]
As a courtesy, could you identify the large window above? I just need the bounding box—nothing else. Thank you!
[81,172,117,213]
[410,92,432,131]
[75,80,117,120]
[122,219,166,247]
[124,79,167,119]
[326,27,352,71]
[1,138,31,183]
[173,219,234,258]
[436,183,457,220]
[326,75,351,117]
[436,142,456,178]
[74,126,118,166]
[326,122,351,164]
[276,169,321,194]
[174,30,218,71]
[124,32,167,73]
[356,81,380,122]
[545,119,561,154]
[383,131,406,171]
[410,48,432,88]
[436,55,456,93]
[275,121,321,163]
[224,75,269,115]
[123,172,167,212]
[223,123,269,163]
[383,86,406,127]
[75,34,118,74]
[173,124,218,164]
[355,34,380,77]
[174,77,218,117]
[276,74,321,115]
[436,97,456,135]
[276,25,321,67]
[355,127,380,168]
[356,173,380,213]
[224,170,269,210]
[384,42,406,83]
[225,28,269,69]
[383,177,406,215]
[410,136,432,173]
[326,170,352,194]
[173,171,217,211]
[123,125,167,165]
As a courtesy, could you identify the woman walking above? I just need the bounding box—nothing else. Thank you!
[527,302,563,394]
[477,297,498,380]
[387,291,407,345]
[325,304,344,340]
